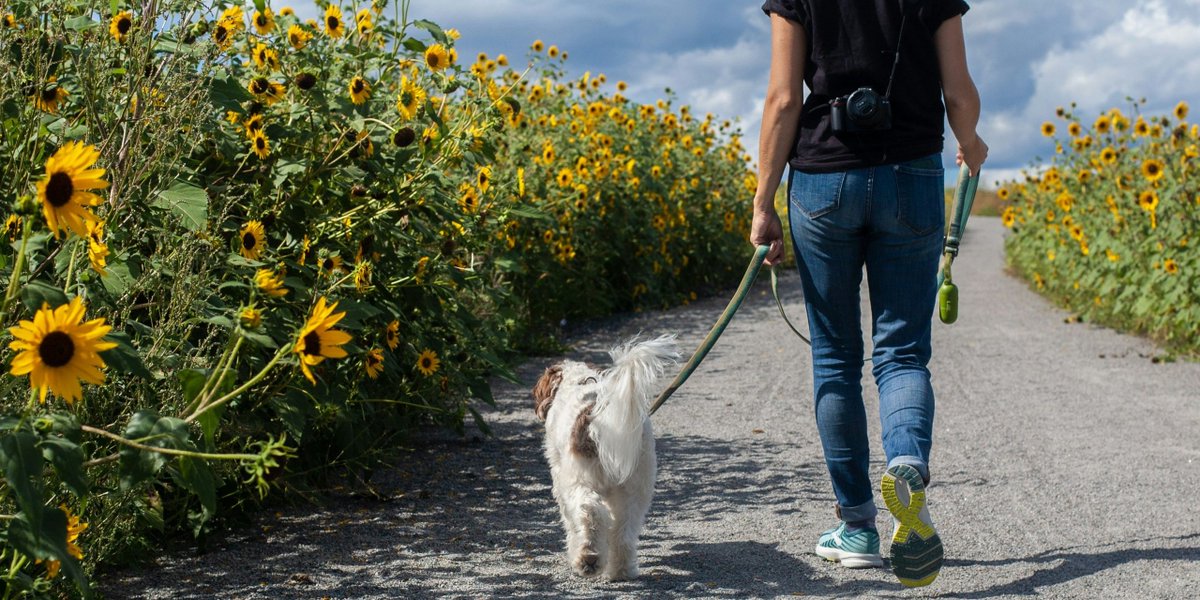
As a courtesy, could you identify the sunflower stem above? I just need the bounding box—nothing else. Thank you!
[185,335,244,418]
[61,237,79,296]
[185,343,292,424]
[80,425,260,462]
[0,220,33,318]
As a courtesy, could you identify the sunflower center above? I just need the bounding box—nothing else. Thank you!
[41,87,60,102]
[117,17,131,34]
[45,172,74,207]
[242,232,257,250]
[428,55,440,68]
[352,79,364,93]
[303,331,322,356]
[323,258,334,270]
[257,15,268,27]
[38,331,76,368]
[256,137,266,150]
[215,25,229,42]
[327,16,339,29]
[251,78,269,95]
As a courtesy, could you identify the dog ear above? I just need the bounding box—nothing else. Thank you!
[532,365,563,421]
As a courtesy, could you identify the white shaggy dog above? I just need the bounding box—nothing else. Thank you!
[532,335,678,580]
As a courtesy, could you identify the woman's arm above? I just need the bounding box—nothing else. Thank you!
[934,15,987,175]
[750,13,807,266]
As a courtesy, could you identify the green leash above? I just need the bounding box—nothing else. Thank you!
[649,165,980,416]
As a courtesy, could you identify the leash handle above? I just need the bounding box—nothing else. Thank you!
[649,245,769,415]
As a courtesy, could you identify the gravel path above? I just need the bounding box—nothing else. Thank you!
[104,217,1200,599]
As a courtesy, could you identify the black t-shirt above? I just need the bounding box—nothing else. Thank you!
[762,0,969,172]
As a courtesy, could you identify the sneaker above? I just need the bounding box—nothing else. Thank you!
[881,464,944,587]
[815,523,884,568]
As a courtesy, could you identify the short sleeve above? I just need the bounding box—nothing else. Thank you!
[919,0,969,32]
[762,0,807,26]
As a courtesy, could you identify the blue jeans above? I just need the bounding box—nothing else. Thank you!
[787,154,944,524]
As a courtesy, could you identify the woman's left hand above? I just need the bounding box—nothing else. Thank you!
[750,208,786,266]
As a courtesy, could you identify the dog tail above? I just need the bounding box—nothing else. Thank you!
[591,334,679,484]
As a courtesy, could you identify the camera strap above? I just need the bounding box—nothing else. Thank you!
[883,0,918,100]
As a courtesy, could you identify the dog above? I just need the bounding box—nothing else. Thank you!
[532,335,679,580]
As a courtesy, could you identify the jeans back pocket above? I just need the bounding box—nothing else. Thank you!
[789,170,846,219]
[894,160,944,236]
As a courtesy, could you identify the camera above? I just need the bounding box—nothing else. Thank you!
[830,88,892,132]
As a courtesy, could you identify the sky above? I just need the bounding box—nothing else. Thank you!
[304,0,1200,188]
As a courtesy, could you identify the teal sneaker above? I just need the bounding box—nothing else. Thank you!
[881,464,944,587]
[815,523,884,568]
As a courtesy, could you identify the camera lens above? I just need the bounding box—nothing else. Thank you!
[849,89,879,119]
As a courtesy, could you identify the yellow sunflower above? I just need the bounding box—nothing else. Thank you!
[548,45,559,58]
[212,18,236,51]
[1134,117,1150,137]
[86,220,108,276]
[40,504,88,579]
[354,262,372,292]
[1100,146,1118,165]
[36,141,109,239]
[293,297,352,384]
[477,165,492,193]
[240,306,262,329]
[364,348,384,379]
[255,268,288,297]
[458,184,480,213]
[1138,189,1159,212]
[239,220,266,260]
[1069,224,1085,241]
[356,9,372,36]
[8,297,117,404]
[1001,206,1016,228]
[109,11,133,42]
[247,77,287,105]
[244,113,265,138]
[348,76,371,104]
[424,43,449,71]
[253,8,275,35]
[249,130,271,160]
[1093,115,1111,135]
[415,348,440,376]
[32,82,70,114]
[252,44,280,71]
[1142,158,1165,182]
[396,75,426,120]
[1067,122,1082,137]
[220,5,245,27]
[319,254,343,276]
[531,39,544,52]
[1175,101,1190,122]
[287,24,312,50]
[556,169,573,187]
[324,4,345,38]
[5,214,22,241]
[1164,258,1180,275]
[280,7,295,16]
[3,14,16,28]
[384,320,400,350]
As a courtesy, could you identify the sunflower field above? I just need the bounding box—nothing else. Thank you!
[1000,100,1200,354]
[0,0,753,595]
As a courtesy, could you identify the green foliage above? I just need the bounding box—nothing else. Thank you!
[1000,100,1200,353]
[0,1,757,595]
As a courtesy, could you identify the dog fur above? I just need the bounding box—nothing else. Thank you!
[532,335,678,580]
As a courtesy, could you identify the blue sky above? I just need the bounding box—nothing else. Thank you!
[303,0,1200,188]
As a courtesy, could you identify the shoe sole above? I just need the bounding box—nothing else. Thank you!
[881,464,943,587]
[814,545,884,569]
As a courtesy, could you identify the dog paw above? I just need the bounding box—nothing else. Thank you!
[604,566,638,581]
[572,551,602,578]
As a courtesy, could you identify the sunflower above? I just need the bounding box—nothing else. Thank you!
[319,254,343,276]
[1067,122,1082,137]
[253,8,275,35]
[1176,101,1190,122]
[517,167,526,197]
[363,348,384,379]
[85,220,108,276]
[252,44,280,71]
[1164,258,1180,275]
[36,142,109,239]
[8,297,117,404]
[255,268,288,297]
[1134,117,1150,137]
[424,43,449,71]
[240,305,262,329]
[40,504,87,579]
[476,165,492,193]
[541,143,556,164]
[354,262,372,292]
[1139,189,1159,212]
[1100,146,1118,165]
[248,77,287,105]
[348,76,371,104]
[287,24,312,50]
[392,126,416,147]
[109,11,133,42]
[548,45,559,58]
[384,320,400,350]
[415,348,440,376]
[32,82,70,114]
[244,113,265,138]
[459,184,479,213]
[1069,224,1085,242]
[1142,158,1165,182]
[396,76,426,120]
[293,297,352,384]
[1106,249,1120,263]
[5,214,22,241]
[1093,115,1111,135]
[1055,191,1073,212]
[280,7,295,16]
[239,220,266,260]
[298,234,311,265]
[1001,206,1016,228]
[356,9,372,36]
[531,39,544,52]
[556,169,573,187]
[324,4,345,38]
[3,14,16,28]
[212,19,236,51]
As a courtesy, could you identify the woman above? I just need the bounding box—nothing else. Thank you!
[751,0,987,588]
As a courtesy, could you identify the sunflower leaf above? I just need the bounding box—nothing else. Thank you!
[412,19,447,44]
[252,0,267,14]
[0,432,45,519]
[40,436,88,497]
[100,331,152,379]
[177,456,218,519]
[20,279,68,312]
[402,37,426,54]
[153,180,208,232]
[8,507,91,595]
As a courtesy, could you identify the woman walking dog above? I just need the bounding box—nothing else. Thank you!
[750,0,987,587]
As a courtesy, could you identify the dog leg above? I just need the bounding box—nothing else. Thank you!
[605,460,654,580]
[564,485,609,578]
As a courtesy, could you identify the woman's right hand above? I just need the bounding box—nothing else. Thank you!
[957,135,988,177]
